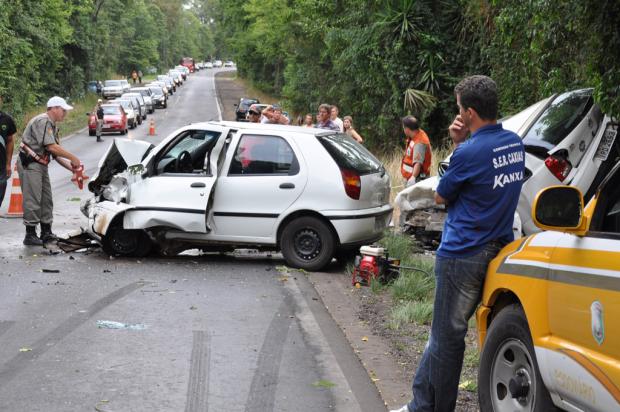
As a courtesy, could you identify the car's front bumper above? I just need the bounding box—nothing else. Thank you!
[321,204,393,245]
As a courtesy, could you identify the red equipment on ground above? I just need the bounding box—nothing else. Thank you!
[351,246,400,286]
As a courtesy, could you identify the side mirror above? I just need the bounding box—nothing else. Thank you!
[532,186,584,231]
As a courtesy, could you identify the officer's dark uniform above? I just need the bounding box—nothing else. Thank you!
[0,111,17,208]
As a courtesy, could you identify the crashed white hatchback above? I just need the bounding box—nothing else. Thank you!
[81,121,392,270]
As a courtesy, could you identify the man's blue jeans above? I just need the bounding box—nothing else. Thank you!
[408,242,502,412]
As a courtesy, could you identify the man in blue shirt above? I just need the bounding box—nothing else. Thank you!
[392,75,524,412]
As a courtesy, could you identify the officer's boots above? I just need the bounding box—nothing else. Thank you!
[23,226,44,246]
[40,223,57,243]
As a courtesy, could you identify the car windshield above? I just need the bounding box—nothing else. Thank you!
[116,100,131,110]
[102,106,121,115]
[318,134,382,175]
[149,87,162,95]
[104,80,121,87]
[522,89,593,149]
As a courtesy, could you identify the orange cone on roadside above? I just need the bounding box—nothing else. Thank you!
[3,164,23,218]
[149,119,155,136]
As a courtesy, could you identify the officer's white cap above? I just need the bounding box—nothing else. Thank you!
[47,96,73,111]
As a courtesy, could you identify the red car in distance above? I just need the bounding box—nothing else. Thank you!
[180,57,195,73]
[88,104,128,136]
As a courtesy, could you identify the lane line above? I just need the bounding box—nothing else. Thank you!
[212,71,223,121]
[244,295,294,412]
[185,330,211,412]
[0,281,148,389]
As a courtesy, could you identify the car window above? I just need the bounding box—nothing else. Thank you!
[522,89,593,149]
[318,134,382,175]
[590,163,620,234]
[102,106,121,115]
[104,80,121,87]
[228,135,299,176]
[157,130,221,174]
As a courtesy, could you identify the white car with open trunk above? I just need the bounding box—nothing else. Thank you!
[81,122,392,270]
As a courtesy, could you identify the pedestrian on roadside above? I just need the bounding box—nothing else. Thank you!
[302,113,314,128]
[261,105,290,125]
[343,115,363,143]
[295,115,304,127]
[94,99,104,143]
[138,70,143,84]
[17,96,83,246]
[330,105,344,132]
[400,115,432,187]
[247,105,261,123]
[315,104,340,131]
[131,70,138,84]
[0,95,17,209]
[391,75,525,412]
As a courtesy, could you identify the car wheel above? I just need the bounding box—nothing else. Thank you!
[102,226,152,257]
[479,304,558,412]
[280,216,335,271]
[89,130,96,136]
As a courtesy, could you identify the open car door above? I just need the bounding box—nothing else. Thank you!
[124,125,229,233]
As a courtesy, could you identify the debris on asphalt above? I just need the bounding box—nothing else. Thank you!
[103,269,111,273]
[361,336,369,342]
[96,320,147,330]
[41,269,60,273]
[69,256,75,260]
[189,305,197,310]
[19,347,32,352]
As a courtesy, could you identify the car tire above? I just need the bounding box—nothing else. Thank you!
[102,226,152,258]
[478,304,558,412]
[280,216,335,271]
[89,130,96,136]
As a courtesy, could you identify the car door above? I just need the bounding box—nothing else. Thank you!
[124,126,229,233]
[545,167,620,410]
[211,133,307,241]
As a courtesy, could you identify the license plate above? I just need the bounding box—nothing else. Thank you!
[594,124,618,161]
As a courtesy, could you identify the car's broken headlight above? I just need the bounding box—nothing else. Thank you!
[102,176,129,204]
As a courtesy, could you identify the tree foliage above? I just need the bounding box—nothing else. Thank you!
[0,0,215,117]
[210,0,620,151]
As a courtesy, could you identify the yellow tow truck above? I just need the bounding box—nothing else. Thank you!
[476,159,620,412]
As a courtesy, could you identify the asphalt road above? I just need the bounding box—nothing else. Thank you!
[0,69,387,411]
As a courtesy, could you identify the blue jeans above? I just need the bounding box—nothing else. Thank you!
[408,242,502,412]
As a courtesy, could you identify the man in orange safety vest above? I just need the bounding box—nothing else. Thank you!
[401,115,432,187]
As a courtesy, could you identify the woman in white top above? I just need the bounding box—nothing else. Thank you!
[343,116,363,143]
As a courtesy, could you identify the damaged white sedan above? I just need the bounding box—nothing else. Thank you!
[81,122,392,270]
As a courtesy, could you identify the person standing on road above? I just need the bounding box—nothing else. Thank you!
[330,105,344,132]
[17,96,82,246]
[138,70,143,84]
[0,95,17,208]
[131,70,138,84]
[247,105,261,123]
[315,104,340,131]
[400,116,432,187]
[94,99,104,143]
[392,76,525,412]
[343,115,363,143]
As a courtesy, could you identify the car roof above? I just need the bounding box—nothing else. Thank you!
[195,120,338,137]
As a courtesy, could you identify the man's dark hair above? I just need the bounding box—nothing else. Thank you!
[454,75,498,120]
[402,115,419,131]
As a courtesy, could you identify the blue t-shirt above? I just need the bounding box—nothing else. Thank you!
[436,123,525,258]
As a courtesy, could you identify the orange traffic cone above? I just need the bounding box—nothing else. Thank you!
[3,164,23,218]
[148,119,155,136]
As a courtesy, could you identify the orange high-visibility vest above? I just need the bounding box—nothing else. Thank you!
[401,130,431,180]
[401,137,416,179]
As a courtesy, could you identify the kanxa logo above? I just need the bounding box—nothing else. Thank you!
[493,171,523,189]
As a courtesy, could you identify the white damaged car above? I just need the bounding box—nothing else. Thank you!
[81,122,392,270]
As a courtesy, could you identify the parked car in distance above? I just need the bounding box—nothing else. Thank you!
[477,161,620,412]
[120,92,147,121]
[224,61,234,67]
[82,121,393,270]
[87,81,102,94]
[213,60,223,68]
[205,62,213,69]
[168,70,184,85]
[147,85,167,109]
[174,65,189,80]
[88,104,127,136]
[147,81,168,97]
[131,87,155,114]
[157,75,175,93]
[234,98,259,121]
[102,80,125,99]
[111,98,139,128]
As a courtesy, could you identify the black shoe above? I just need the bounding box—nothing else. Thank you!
[97,137,102,142]
[40,223,57,243]
[24,226,44,246]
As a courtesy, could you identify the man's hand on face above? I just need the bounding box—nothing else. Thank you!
[448,115,469,145]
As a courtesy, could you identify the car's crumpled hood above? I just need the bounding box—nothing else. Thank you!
[88,138,154,195]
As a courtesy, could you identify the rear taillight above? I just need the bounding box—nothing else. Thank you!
[341,169,361,199]
[545,155,572,181]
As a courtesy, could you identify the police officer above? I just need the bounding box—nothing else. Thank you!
[0,95,17,209]
[18,96,82,246]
